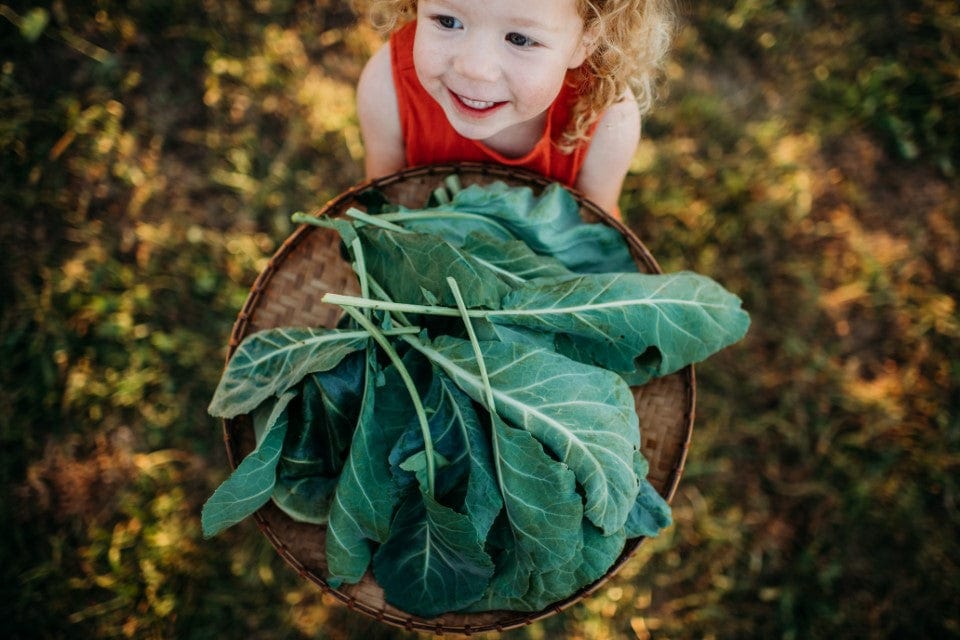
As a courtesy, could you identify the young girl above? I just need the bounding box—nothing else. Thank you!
[354,0,674,216]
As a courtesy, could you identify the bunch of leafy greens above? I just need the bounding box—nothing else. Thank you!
[201,178,751,617]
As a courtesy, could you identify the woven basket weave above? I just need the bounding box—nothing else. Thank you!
[221,162,695,635]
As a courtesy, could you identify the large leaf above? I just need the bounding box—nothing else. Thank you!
[410,335,640,534]
[387,356,502,538]
[492,271,752,384]
[392,181,636,274]
[201,391,296,538]
[373,489,494,617]
[271,354,364,524]
[357,226,511,309]
[447,182,637,273]
[325,352,406,585]
[208,327,371,418]
[459,232,572,285]
[483,416,584,597]
[467,520,626,612]
[437,372,502,540]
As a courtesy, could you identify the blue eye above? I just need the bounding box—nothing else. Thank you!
[433,15,462,30]
[506,32,537,47]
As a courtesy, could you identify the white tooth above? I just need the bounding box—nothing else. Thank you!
[461,96,495,109]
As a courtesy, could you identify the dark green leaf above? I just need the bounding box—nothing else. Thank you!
[373,489,494,617]
[446,182,637,273]
[486,416,583,583]
[325,352,406,585]
[469,520,626,612]
[271,354,364,524]
[358,226,511,309]
[413,335,640,534]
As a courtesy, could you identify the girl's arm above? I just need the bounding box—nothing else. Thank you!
[574,92,641,216]
[356,43,406,179]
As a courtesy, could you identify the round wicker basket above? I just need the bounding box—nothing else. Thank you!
[221,162,695,635]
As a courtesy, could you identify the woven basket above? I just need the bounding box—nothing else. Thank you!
[221,162,695,635]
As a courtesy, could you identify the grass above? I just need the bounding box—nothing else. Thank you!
[2,1,958,638]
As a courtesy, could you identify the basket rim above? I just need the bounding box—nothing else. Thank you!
[219,162,695,635]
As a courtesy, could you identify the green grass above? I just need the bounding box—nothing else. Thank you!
[2,1,958,638]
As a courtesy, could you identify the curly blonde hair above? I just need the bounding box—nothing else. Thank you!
[352,0,675,151]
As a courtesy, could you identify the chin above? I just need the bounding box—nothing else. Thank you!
[442,110,502,142]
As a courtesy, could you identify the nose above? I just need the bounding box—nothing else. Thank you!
[451,37,499,84]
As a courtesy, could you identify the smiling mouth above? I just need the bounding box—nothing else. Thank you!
[449,90,505,115]
[459,96,496,109]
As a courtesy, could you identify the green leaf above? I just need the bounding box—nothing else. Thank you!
[437,372,502,540]
[357,226,511,309]
[623,477,673,538]
[270,476,339,525]
[398,451,451,497]
[324,352,411,585]
[388,354,484,500]
[271,354,364,524]
[460,232,573,284]
[201,391,296,538]
[468,520,626,612]
[488,416,584,578]
[387,355,504,540]
[373,489,494,617]
[409,335,640,534]
[207,327,370,418]
[493,271,751,384]
[446,182,637,273]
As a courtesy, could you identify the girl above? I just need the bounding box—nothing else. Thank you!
[354,0,674,215]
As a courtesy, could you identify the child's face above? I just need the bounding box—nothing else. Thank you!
[412,0,591,150]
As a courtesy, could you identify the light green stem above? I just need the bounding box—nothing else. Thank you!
[446,278,497,413]
[343,207,409,233]
[340,306,436,497]
[375,210,514,238]
[350,237,370,314]
[323,293,464,318]
[443,277,508,510]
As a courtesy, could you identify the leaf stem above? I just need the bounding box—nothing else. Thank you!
[350,237,370,314]
[323,293,463,318]
[445,277,508,521]
[340,306,436,496]
[344,207,409,233]
[375,210,514,238]
[446,277,497,413]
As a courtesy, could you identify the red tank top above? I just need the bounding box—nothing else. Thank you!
[389,20,595,187]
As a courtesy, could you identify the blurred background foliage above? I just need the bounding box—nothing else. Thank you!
[1,0,957,638]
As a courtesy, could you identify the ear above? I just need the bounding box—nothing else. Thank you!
[569,22,600,69]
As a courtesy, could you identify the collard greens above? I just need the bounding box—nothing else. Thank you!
[203,179,751,616]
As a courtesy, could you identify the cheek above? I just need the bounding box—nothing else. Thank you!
[412,30,444,81]
[509,68,567,111]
